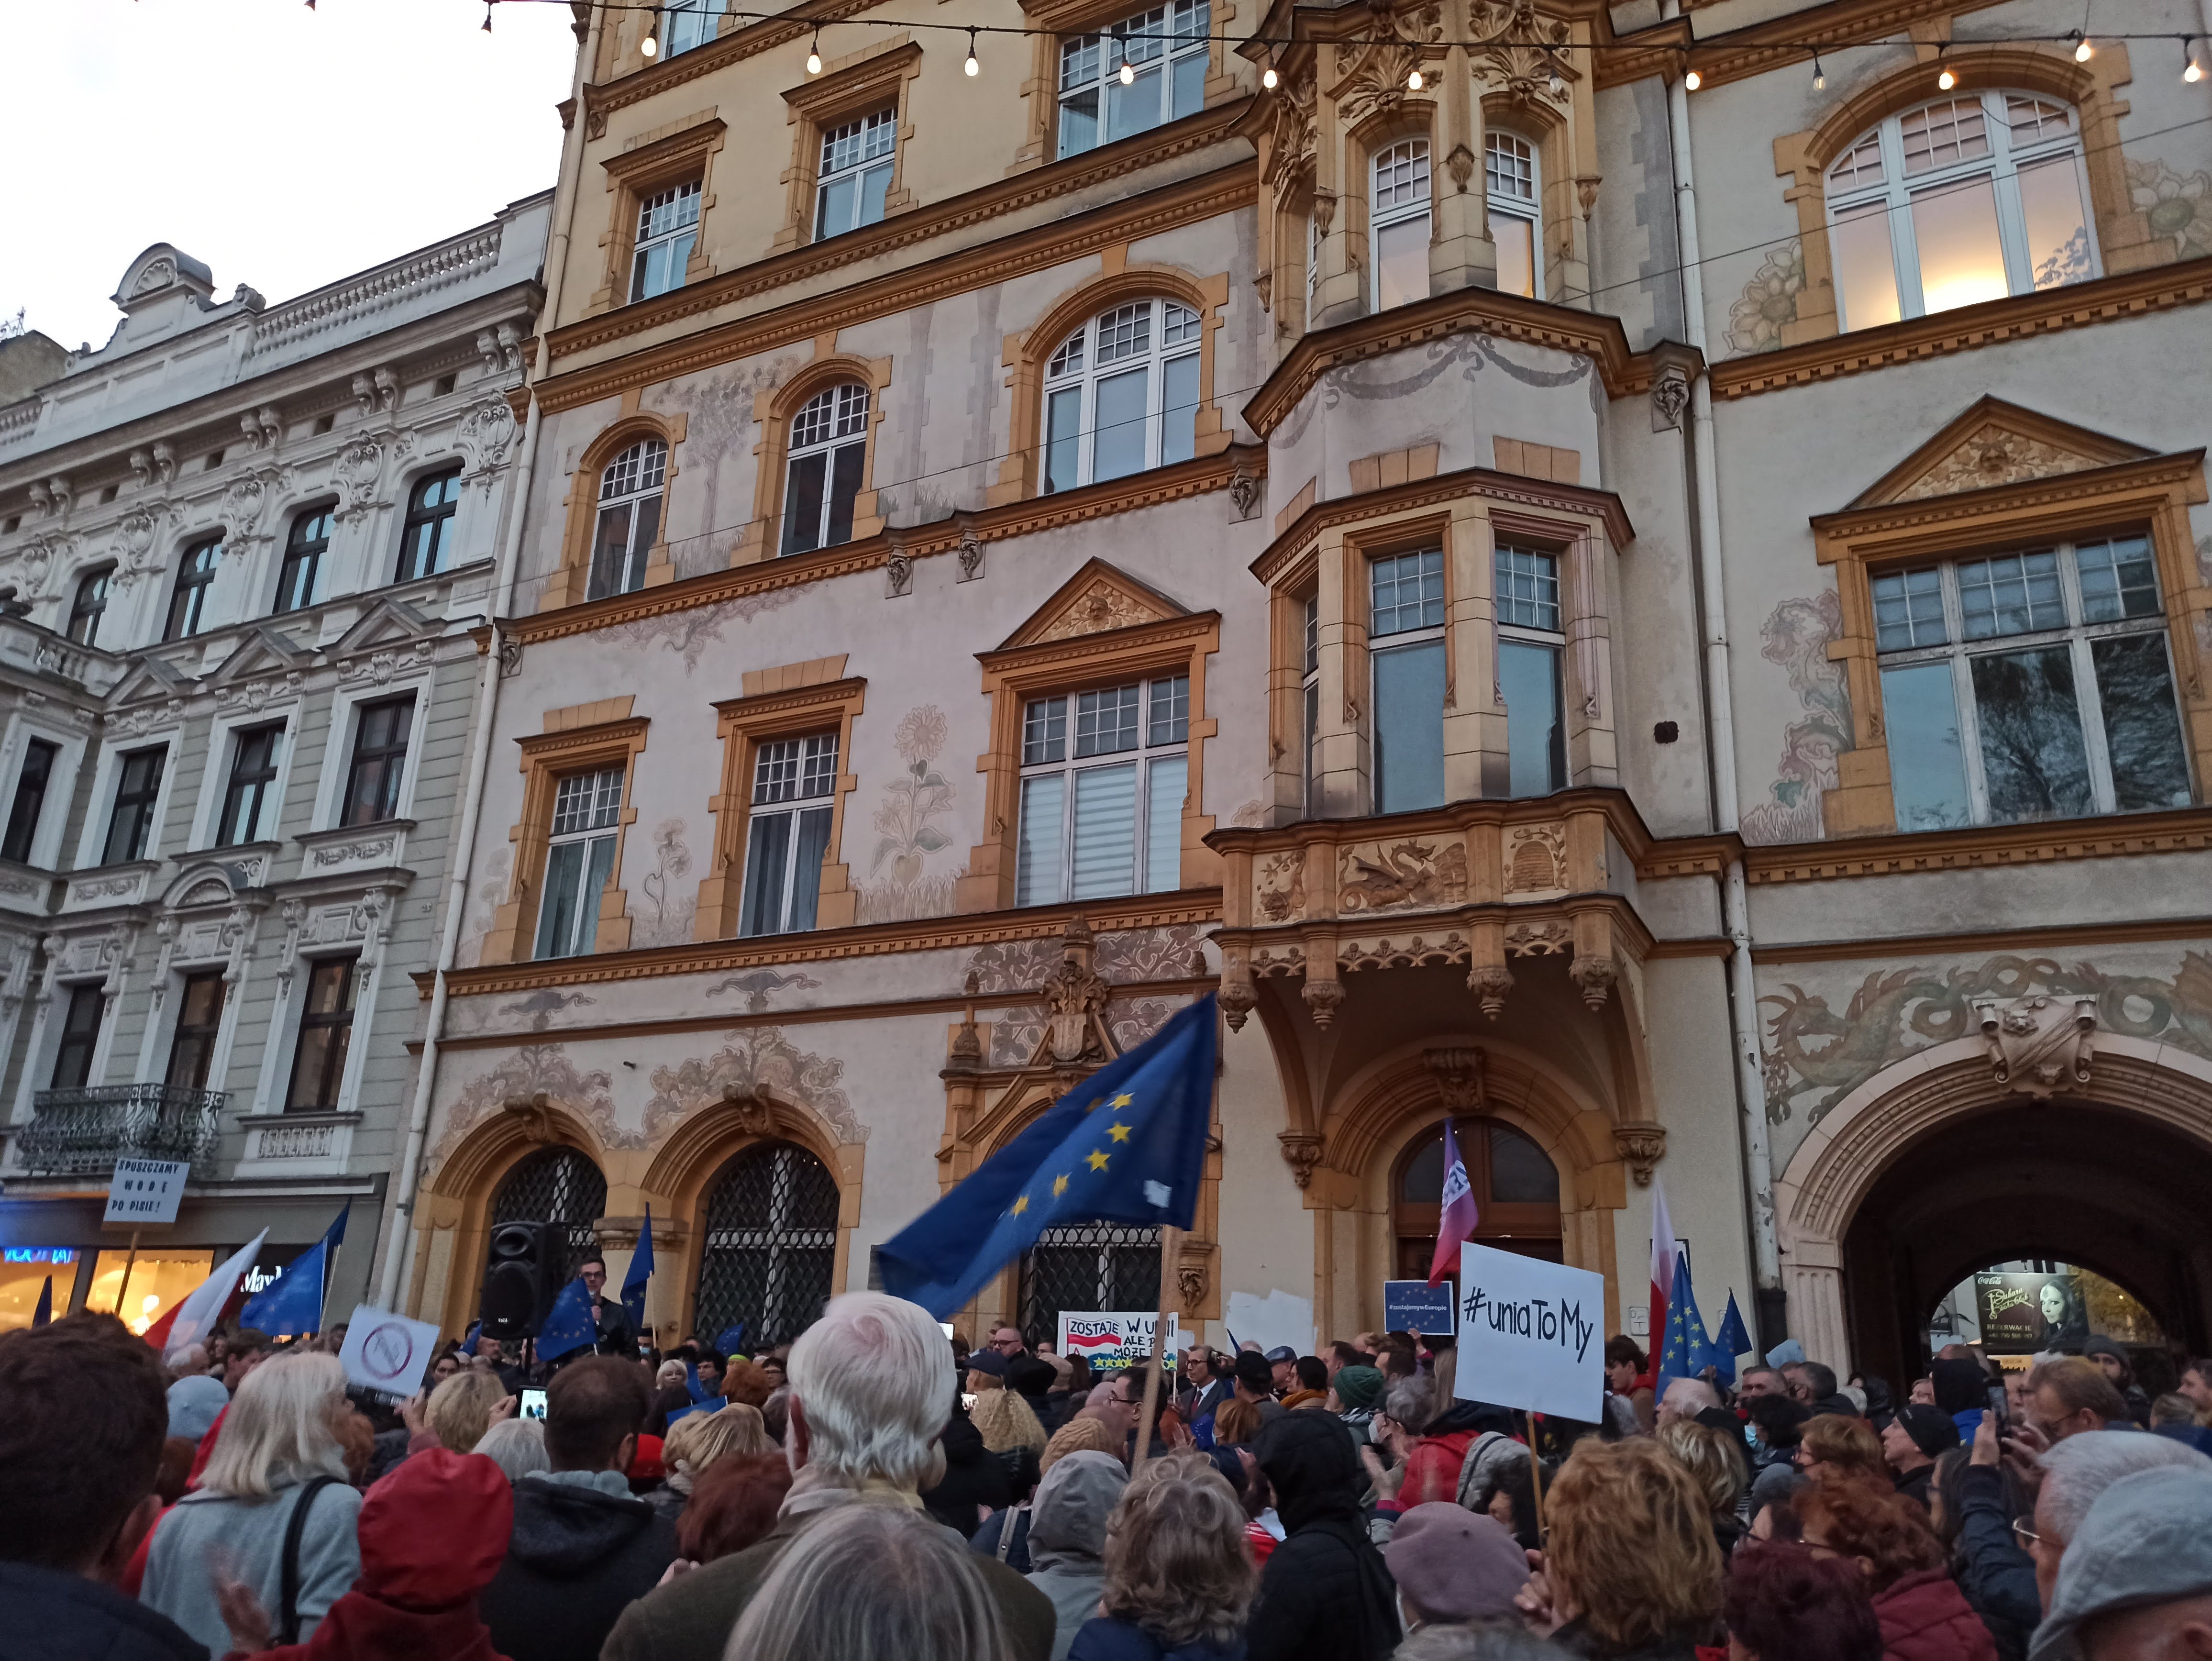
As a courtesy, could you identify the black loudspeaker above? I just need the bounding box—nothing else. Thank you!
[480,1221,558,1340]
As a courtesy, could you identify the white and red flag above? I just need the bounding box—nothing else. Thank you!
[1648,1178,1678,1381]
[147,1230,267,1362]
[1425,1119,1481,1288]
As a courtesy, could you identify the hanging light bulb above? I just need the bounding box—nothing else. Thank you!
[1936,49,1954,90]
[1120,58,1136,85]
[2188,38,2205,82]
[1406,67,1423,91]
[1812,53,1825,91]
[642,30,658,56]
[1684,67,1702,90]
[807,32,822,74]
[1263,65,1279,89]
[2073,31,2093,63]
[964,28,980,76]
[1547,52,1564,97]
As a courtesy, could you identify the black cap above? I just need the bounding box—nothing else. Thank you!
[1897,1402,1963,1459]
[1236,1351,1276,1393]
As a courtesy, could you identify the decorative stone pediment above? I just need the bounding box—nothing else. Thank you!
[329,596,439,657]
[209,626,311,685]
[1850,397,2155,509]
[996,558,1186,651]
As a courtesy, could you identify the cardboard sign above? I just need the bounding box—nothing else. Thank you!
[337,1303,442,1398]
[1058,1310,1182,1370]
[105,1159,189,1226]
[1225,1288,1314,1359]
[1452,1243,1604,1422]
[1384,1280,1458,1336]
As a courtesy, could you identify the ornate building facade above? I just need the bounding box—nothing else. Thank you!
[0,199,549,1331]
[398,0,2208,1381]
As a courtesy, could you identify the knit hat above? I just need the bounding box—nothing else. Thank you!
[2029,1465,2212,1660]
[1895,1403,1961,1460]
[1334,1365,1385,1413]
[1385,1503,1531,1623]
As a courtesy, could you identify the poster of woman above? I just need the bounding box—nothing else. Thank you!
[1976,1271,2089,1353]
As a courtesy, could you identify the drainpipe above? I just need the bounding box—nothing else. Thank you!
[376,8,603,1309]
[1663,17,1784,1344]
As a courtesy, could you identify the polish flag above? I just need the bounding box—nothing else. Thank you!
[1426,1119,1481,1288]
[1648,1179,1678,1382]
[152,1231,268,1362]
[1063,1329,1124,1354]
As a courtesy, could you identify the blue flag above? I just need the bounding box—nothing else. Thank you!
[622,1206,654,1331]
[239,1203,349,1337]
[713,1324,746,1357]
[461,1319,482,1358]
[32,1275,52,1327]
[1714,1292,1753,1385]
[538,1275,598,1363]
[878,996,1218,1318]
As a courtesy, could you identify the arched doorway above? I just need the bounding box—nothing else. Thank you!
[1018,1223,1161,1351]
[1393,1117,1564,1277]
[692,1141,839,1350]
[490,1146,607,1283]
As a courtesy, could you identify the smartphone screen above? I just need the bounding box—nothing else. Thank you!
[520,1388,548,1421]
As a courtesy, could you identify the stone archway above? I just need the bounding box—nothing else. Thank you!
[1774,1033,2212,1382]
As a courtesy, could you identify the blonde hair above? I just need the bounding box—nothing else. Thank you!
[1798,1413,1886,1483]
[1657,1419,1749,1518]
[1210,1398,1262,1448]
[426,1368,509,1455]
[666,1402,774,1487]
[1041,1415,1118,1474]
[1099,1452,1256,1648]
[656,1360,689,1390]
[199,1351,350,1500]
[1545,1438,1723,1650]
[970,1381,1047,1456]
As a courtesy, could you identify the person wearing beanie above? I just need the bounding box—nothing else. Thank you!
[2029,1464,2212,1660]
[2081,1336,2154,1428]
[1383,1502,1529,1631]
[1235,1351,1287,1428]
[1331,1366,1385,1447]
[1882,1404,1960,1511]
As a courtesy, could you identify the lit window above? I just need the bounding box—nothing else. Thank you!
[534,765,625,960]
[1057,0,1209,160]
[1370,550,1444,812]
[781,385,869,555]
[1371,138,1432,310]
[166,537,221,641]
[815,108,896,240]
[1017,677,1190,904]
[740,733,838,937]
[276,506,332,613]
[631,180,701,303]
[216,724,283,847]
[1042,299,1202,493]
[663,0,717,56]
[587,439,667,600]
[1485,132,1541,300]
[1495,545,1567,797]
[396,468,463,583]
[1825,91,2095,331]
[1873,535,2192,830]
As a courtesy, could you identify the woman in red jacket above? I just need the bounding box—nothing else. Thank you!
[1794,1468,1999,1661]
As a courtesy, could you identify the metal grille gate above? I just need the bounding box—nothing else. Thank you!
[490,1146,607,1283]
[1018,1222,1160,1351]
[694,1141,839,1350]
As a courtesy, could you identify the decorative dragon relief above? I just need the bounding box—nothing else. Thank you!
[1327,0,1444,131]
[1340,838,1468,914]
[641,1027,863,1149]
[1255,852,1307,923]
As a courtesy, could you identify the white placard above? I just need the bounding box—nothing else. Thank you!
[337,1302,442,1397]
[1058,1310,1181,1370]
[105,1159,189,1225]
[1452,1242,1605,1422]
[1225,1288,1314,1358]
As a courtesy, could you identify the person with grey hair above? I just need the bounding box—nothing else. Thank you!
[2029,1464,2212,1660]
[720,1498,1013,1661]
[2025,1429,2212,1611]
[473,1415,551,1484]
[602,1291,1056,1661]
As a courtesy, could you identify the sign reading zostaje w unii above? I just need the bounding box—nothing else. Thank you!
[104,1160,189,1226]
[1451,1241,1605,1422]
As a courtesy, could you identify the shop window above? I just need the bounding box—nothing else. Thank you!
[85,1249,214,1337]
[0,1249,78,1333]
[1056,0,1209,160]
[1042,299,1202,492]
[1370,550,1445,812]
[1371,137,1432,311]
[1016,675,1189,904]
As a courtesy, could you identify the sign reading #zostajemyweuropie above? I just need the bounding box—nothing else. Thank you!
[1057,1311,1182,1371]
[1451,1241,1604,1422]
[1383,1280,1458,1336]
[104,1159,190,1226]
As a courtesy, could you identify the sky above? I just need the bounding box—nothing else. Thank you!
[0,0,579,352]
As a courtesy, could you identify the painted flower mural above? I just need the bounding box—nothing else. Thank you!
[1726,240,1804,356]
[856,704,963,923]
[1740,591,1853,845]
[2127,157,2212,261]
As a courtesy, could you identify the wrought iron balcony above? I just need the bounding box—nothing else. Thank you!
[14,1084,227,1178]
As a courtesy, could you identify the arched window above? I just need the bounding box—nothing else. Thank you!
[1371,137,1432,310]
[694,1141,840,1349]
[490,1146,608,1283]
[781,385,869,555]
[1019,1221,1160,1350]
[165,536,222,642]
[276,505,332,614]
[587,438,666,600]
[1393,1118,1561,1280]
[67,566,112,647]
[1825,91,2095,332]
[1041,299,1201,493]
[1486,131,1541,299]
[396,466,463,583]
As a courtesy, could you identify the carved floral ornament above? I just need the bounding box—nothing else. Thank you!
[1327,1,1445,132]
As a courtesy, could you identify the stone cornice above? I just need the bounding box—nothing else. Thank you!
[515,715,650,761]
[1742,804,2212,885]
[710,675,868,722]
[1594,0,2009,91]
[977,610,1224,678]
[1711,256,2212,401]
[501,441,1263,645]
[1751,913,2212,964]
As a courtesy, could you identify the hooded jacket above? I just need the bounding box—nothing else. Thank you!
[1244,1414,1400,1661]
[1932,1360,1993,1446]
[1026,1452,1128,1661]
[478,1470,678,1661]
[1871,1567,2000,1661]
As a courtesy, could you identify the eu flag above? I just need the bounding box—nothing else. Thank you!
[621,1204,654,1331]
[878,995,1218,1318]
[1658,1248,1722,1388]
[1714,1292,1753,1385]
[239,1203,349,1337]
[538,1275,598,1363]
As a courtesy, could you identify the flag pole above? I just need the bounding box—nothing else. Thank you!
[1129,1223,1178,1484]
[1526,1408,1547,1538]
[321,1241,341,1337]
[115,1229,142,1321]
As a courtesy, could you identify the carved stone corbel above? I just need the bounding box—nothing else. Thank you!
[1569,953,1618,1009]
[1176,1239,1212,1310]
[501,1091,556,1143]
[1651,365,1691,432]
[1278,1131,1324,1189]
[1302,977,1345,1028]
[1612,1119,1667,1185]
[719,1080,778,1138]
[957,529,984,582]
[1468,963,1514,1020]
[1424,1046,1490,1115]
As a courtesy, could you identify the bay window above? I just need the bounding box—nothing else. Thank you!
[815,109,895,241]
[1056,0,1209,160]
[1370,550,1445,813]
[781,385,869,555]
[1042,299,1201,493]
[587,438,667,600]
[1303,595,1321,815]
[740,733,838,937]
[1486,132,1541,300]
[1495,544,1566,797]
[534,764,625,960]
[1371,138,1432,311]
[1017,676,1189,904]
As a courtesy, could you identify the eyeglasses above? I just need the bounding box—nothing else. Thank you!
[2012,1519,2042,1550]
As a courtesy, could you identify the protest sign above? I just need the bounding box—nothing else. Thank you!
[1384,1280,1458,1336]
[338,1303,442,1397]
[1058,1310,1182,1370]
[105,1159,188,1226]
[1451,1242,1604,1422]
[1225,1288,1313,1358]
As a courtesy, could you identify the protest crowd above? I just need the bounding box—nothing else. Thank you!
[9,1275,2212,1661]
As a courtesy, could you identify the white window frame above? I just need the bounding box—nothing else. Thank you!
[82,739,177,869]
[1302,594,1322,816]
[534,764,626,961]
[663,0,718,57]
[1485,130,1543,300]
[1493,543,1568,798]
[1369,548,1446,814]
[1825,89,2099,331]
[1056,0,1210,161]
[311,676,434,831]
[1872,535,2193,829]
[1016,677,1190,905]
[630,179,702,303]
[738,732,839,937]
[814,108,896,241]
[587,438,667,600]
[190,707,301,851]
[781,384,870,555]
[1371,137,1433,311]
[1041,298,1203,494]
[0,717,85,870]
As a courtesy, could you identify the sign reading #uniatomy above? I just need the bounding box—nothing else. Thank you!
[1452,1242,1604,1422]
[1057,1311,1182,1371]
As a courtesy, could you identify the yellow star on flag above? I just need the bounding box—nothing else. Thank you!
[1052,1174,1071,1198]
[1087,1149,1111,1172]
[1111,1093,1134,1109]
[1108,1122,1133,1143]
[1010,1195,1029,1215]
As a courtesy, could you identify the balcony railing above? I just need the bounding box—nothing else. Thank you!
[14,1084,228,1177]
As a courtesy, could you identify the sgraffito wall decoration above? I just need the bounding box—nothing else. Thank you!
[856,705,964,924]
[1740,590,1854,845]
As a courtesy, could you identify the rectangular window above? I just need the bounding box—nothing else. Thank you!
[1370,550,1446,813]
[101,746,166,866]
[50,985,104,1090]
[216,724,283,848]
[1057,0,1209,159]
[339,696,415,827]
[1371,138,1432,311]
[165,972,227,1093]
[663,0,716,55]
[814,108,896,241]
[166,538,221,641]
[1831,202,1902,332]
[1303,595,1322,815]
[631,180,701,303]
[1016,676,1190,904]
[739,733,838,937]
[1872,534,2193,830]
[2,738,59,864]
[1495,545,1567,797]
[285,956,360,1112]
[534,765,625,960]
